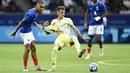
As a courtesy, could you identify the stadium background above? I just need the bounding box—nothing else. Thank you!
[0,0,130,43]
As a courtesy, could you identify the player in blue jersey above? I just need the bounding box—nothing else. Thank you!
[83,0,108,59]
[10,1,46,71]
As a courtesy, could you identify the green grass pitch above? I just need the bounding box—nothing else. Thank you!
[0,44,130,73]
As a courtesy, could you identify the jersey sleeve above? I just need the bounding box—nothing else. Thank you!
[24,10,35,23]
[101,3,107,12]
[86,4,90,13]
[68,18,74,26]
[44,19,58,33]
[50,19,55,25]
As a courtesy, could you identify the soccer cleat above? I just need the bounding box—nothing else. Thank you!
[99,48,104,56]
[78,49,86,58]
[85,54,92,59]
[23,67,28,71]
[48,67,56,72]
[35,65,46,71]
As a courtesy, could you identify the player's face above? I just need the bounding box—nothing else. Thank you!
[36,3,45,13]
[57,9,65,18]
[91,0,97,2]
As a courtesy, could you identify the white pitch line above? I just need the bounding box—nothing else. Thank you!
[98,59,130,66]
[0,64,88,67]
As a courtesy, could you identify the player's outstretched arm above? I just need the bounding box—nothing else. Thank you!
[34,21,51,35]
[34,22,44,29]
[70,24,90,40]
[34,21,49,29]
[10,19,25,37]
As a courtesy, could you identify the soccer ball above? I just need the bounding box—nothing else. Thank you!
[89,62,99,72]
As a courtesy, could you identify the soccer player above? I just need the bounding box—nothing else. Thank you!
[10,1,46,71]
[83,0,108,59]
[35,6,90,71]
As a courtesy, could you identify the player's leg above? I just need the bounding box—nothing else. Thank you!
[85,35,94,59]
[30,42,46,71]
[71,36,86,58]
[85,26,95,59]
[30,41,38,66]
[20,33,31,71]
[96,25,104,56]
[48,43,61,72]
[48,35,65,72]
[71,36,81,54]
[29,32,46,71]
[96,34,104,56]
[23,44,31,71]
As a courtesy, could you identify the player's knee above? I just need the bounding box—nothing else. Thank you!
[25,44,31,52]
[53,44,59,51]
[25,48,30,53]
[54,43,62,51]
[96,37,101,41]
[31,49,36,53]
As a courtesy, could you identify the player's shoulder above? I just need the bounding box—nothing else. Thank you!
[51,18,57,22]
[63,17,72,21]
[88,2,92,6]
[98,1,105,5]
[26,8,36,16]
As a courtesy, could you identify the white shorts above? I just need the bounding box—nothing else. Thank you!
[88,25,104,35]
[20,32,35,45]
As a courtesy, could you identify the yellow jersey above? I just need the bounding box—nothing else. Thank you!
[45,17,74,35]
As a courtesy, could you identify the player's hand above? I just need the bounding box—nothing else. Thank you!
[37,24,44,29]
[10,31,17,38]
[42,20,49,27]
[84,23,87,29]
[83,37,91,40]
[86,37,91,40]
[94,16,101,21]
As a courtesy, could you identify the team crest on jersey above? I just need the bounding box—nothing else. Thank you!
[96,6,99,10]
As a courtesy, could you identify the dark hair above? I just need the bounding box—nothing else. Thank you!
[56,6,65,11]
[37,0,44,4]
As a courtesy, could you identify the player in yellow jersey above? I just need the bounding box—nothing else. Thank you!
[35,6,90,71]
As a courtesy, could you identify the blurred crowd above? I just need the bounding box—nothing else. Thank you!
[0,0,130,14]
[0,0,24,13]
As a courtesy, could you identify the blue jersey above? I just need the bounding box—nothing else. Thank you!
[86,1,107,25]
[20,8,38,33]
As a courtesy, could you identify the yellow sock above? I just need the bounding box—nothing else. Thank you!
[51,46,58,68]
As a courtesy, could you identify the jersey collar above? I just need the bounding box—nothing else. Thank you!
[91,1,99,6]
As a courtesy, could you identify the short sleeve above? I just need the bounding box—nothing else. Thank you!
[86,4,90,13]
[50,19,55,25]
[68,18,74,25]
[101,3,107,12]
[44,19,57,32]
